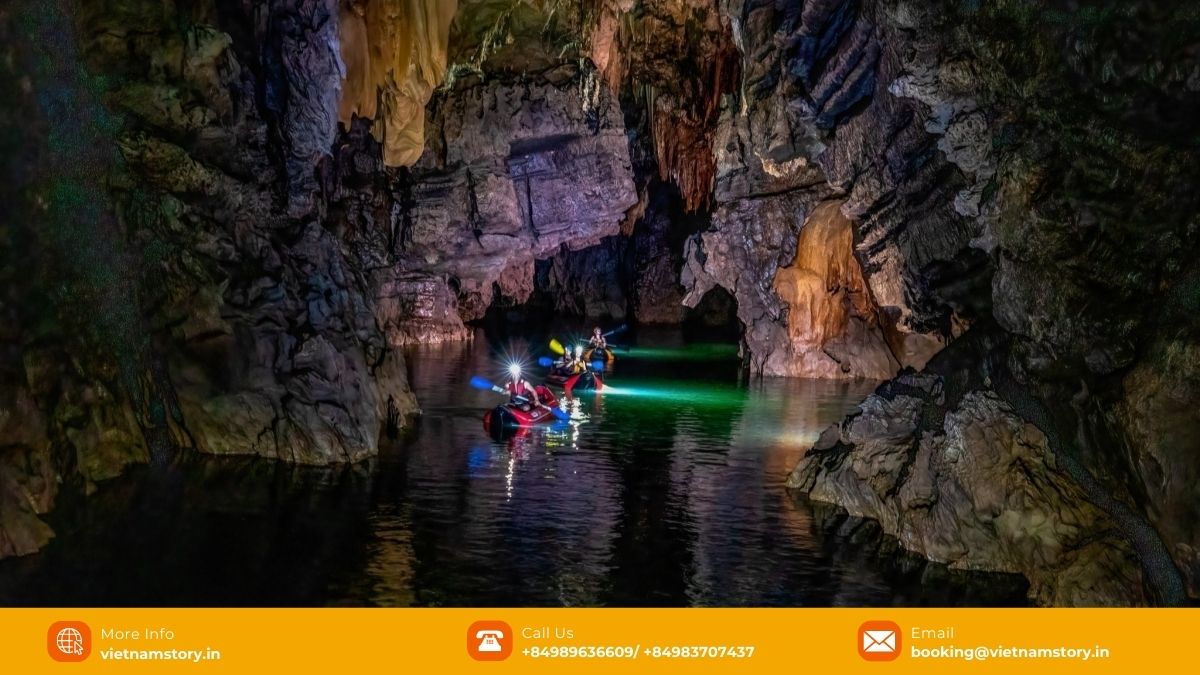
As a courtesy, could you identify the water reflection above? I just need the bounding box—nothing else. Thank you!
[0,329,1029,606]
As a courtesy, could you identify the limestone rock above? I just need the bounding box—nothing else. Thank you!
[536,239,628,321]
[684,197,902,378]
[678,0,970,376]
[337,0,458,166]
[789,384,1145,606]
[375,273,471,345]
[395,74,638,331]
[1114,340,1200,597]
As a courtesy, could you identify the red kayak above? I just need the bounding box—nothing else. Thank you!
[483,385,561,436]
[545,368,603,394]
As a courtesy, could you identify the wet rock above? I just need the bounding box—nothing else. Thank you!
[1114,340,1200,597]
[374,273,471,345]
[789,384,1145,606]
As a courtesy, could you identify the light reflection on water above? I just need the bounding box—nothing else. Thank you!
[0,328,1029,606]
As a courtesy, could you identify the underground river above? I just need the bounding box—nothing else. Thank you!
[0,329,1028,606]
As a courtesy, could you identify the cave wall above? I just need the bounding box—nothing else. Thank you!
[779,0,1200,604]
[679,0,960,378]
[0,0,423,552]
[376,71,639,337]
[1,0,646,557]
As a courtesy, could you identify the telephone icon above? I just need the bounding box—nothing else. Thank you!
[468,621,512,661]
[476,630,504,652]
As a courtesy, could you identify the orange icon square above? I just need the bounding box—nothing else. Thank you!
[467,620,513,661]
[48,621,91,662]
[859,620,901,661]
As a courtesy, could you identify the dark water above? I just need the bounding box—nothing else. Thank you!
[0,329,1028,606]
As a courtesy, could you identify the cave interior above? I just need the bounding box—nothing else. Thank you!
[1,0,1198,607]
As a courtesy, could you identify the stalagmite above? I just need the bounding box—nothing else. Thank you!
[773,201,876,349]
[763,200,899,379]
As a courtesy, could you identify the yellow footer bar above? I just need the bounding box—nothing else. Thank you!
[1,608,1195,673]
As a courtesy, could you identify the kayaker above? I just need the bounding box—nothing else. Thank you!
[571,344,587,373]
[587,326,607,351]
[505,364,548,412]
[555,350,574,371]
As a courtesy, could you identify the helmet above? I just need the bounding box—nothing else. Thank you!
[574,345,583,357]
[508,363,521,378]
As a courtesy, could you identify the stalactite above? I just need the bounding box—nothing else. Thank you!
[337,0,458,167]
[594,2,740,212]
[650,100,716,212]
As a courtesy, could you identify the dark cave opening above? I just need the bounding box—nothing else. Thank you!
[683,286,741,341]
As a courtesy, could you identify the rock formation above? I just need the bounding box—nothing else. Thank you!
[679,0,958,378]
[779,0,1200,606]
[401,73,637,323]
[337,0,458,166]
[788,373,1143,606]
[0,0,645,552]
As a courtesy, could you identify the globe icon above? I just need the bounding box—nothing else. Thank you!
[56,627,84,655]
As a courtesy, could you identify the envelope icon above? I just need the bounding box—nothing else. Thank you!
[863,630,896,652]
[858,621,901,661]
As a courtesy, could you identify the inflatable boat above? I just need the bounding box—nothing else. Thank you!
[545,368,603,393]
[482,385,561,436]
[583,346,615,364]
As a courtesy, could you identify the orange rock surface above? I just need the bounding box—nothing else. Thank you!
[338,0,458,166]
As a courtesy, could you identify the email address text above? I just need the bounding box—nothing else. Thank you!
[910,645,1110,661]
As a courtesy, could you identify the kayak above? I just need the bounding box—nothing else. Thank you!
[545,368,602,393]
[584,346,615,363]
[483,385,561,436]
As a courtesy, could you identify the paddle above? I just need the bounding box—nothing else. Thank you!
[602,324,627,338]
[549,339,565,355]
[537,356,555,368]
[600,343,630,354]
[469,376,569,421]
[470,375,506,394]
[591,360,606,372]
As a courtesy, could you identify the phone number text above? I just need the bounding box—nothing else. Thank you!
[521,645,756,659]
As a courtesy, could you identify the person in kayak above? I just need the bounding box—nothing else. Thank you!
[505,364,549,412]
[555,349,575,372]
[570,344,587,373]
[588,326,607,351]
[553,345,586,375]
